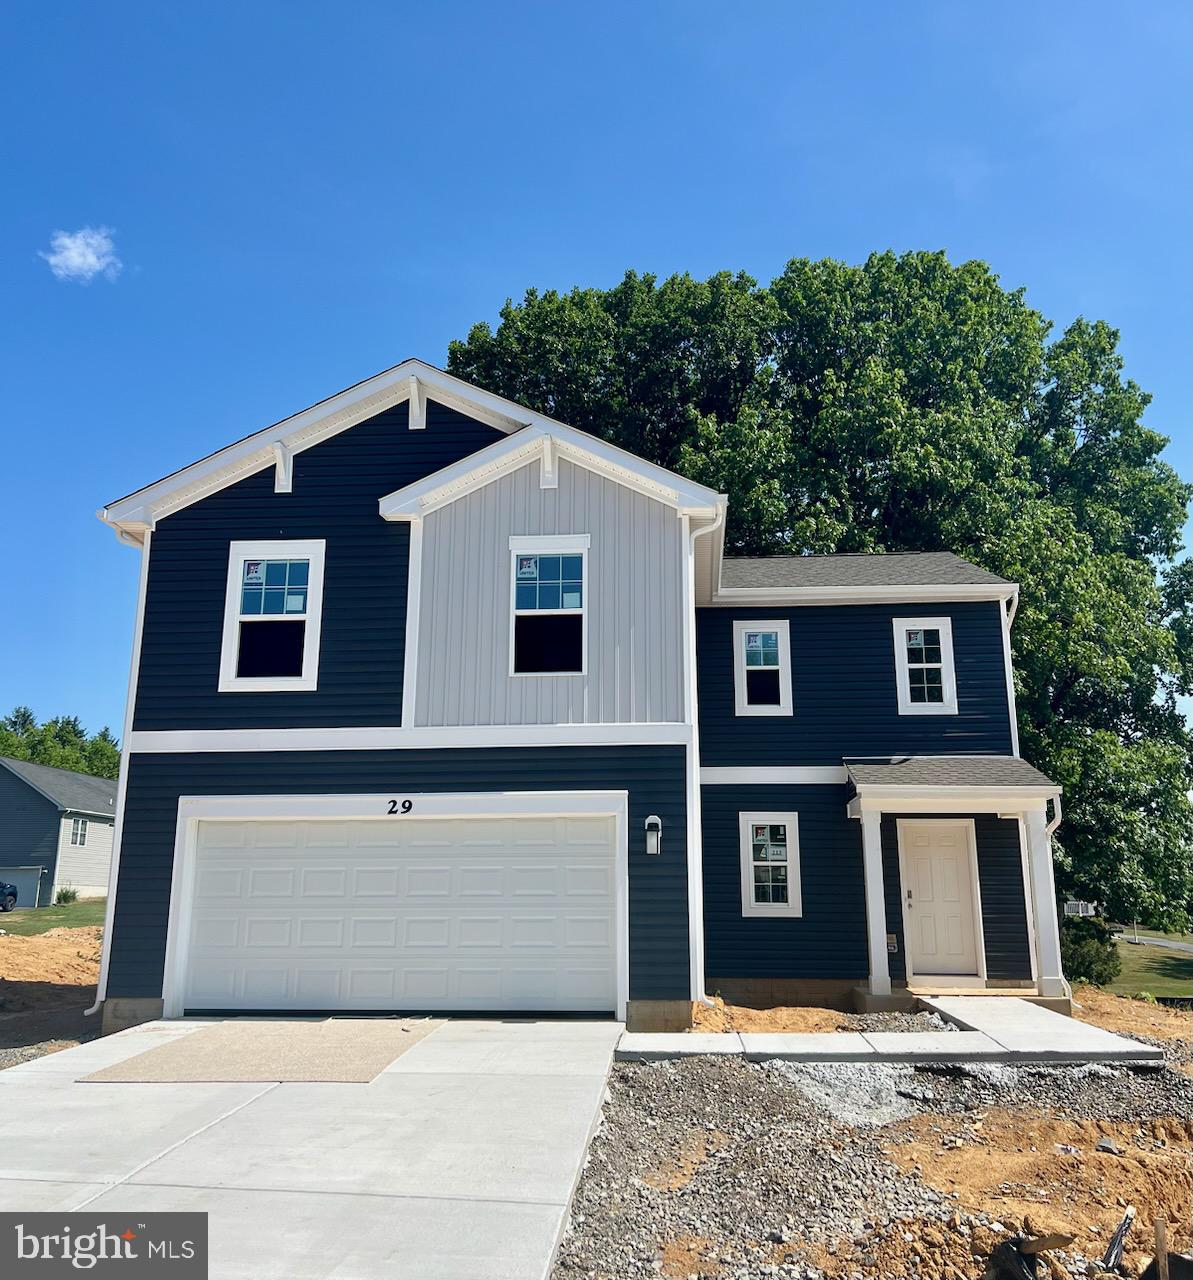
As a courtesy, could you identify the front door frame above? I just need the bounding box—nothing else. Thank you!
[895,817,986,984]
[161,790,630,1021]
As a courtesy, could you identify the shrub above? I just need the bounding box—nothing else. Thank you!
[1060,915,1122,985]
[54,885,79,905]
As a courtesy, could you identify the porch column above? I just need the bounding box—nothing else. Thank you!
[1024,809,1068,997]
[860,809,891,996]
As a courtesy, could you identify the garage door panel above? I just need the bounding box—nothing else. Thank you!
[184,815,617,1012]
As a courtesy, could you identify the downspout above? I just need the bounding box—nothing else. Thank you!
[86,525,152,1018]
[1046,792,1062,836]
[683,501,726,1009]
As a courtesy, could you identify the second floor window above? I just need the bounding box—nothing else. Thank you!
[732,619,793,716]
[893,616,958,715]
[219,539,326,693]
[509,535,589,675]
[70,817,88,846]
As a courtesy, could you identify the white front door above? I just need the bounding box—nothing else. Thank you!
[898,820,981,978]
[182,814,618,1012]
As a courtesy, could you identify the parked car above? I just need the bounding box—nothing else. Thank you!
[0,881,17,911]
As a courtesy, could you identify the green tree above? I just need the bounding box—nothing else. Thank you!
[449,251,1193,928]
[0,706,120,780]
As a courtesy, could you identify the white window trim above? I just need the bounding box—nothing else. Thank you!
[70,817,88,847]
[893,616,958,715]
[218,539,327,693]
[732,619,793,717]
[508,534,590,678]
[738,811,802,918]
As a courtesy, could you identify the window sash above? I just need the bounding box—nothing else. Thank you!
[739,812,801,916]
[71,818,87,846]
[512,551,585,615]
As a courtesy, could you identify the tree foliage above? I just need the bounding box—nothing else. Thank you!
[449,251,1193,928]
[0,707,120,780]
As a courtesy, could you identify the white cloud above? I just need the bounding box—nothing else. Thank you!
[40,226,123,283]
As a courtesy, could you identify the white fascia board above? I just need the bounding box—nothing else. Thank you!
[709,582,1018,607]
[127,723,694,754]
[99,357,722,538]
[379,425,723,520]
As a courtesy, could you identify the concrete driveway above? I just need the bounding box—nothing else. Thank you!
[0,1018,621,1279]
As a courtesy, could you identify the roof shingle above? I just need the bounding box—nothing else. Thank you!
[721,551,1011,590]
[0,757,117,816]
[845,755,1056,790]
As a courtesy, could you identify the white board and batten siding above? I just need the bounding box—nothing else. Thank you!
[53,814,114,898]
[414,457,686,725]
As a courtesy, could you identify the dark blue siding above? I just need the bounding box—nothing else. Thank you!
[881,814,1031,981]
[0,767,59,904]
[696,602,1014,765]
[109,746,688,1003]
[134,401,501,731]
[701,784,868,980]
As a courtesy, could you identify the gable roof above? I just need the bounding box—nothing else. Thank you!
[0,757,117,817]
[722,552,1011,590]
[378,421,723,520]
[845,755,1055,791]
[99,359,723,541]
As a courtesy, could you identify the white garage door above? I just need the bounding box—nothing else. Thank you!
[182,815,617,1012]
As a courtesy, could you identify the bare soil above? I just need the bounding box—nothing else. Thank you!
[693,996,852,1033]
[0,925,102,1065]
[1072,983,1190,1042]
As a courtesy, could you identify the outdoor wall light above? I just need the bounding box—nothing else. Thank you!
[644,814,662,856]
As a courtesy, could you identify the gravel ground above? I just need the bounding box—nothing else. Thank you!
[0,1037,92,1071]
[844,1010,956,1034]
[552,1055,1193,1280]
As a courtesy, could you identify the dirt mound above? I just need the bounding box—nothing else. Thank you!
[693,995,851,1033]
[1073,984,1191,1043]
[881,1107,1193,1275]
[0,926,101,1011]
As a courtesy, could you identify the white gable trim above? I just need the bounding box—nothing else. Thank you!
[378,423,722,520]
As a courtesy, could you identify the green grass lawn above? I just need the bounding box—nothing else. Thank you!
[1110,937,1193,999]
[0,898,107,936]
[1113,924,1193,945]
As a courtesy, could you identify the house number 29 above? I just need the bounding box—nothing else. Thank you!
[387,799,413,815]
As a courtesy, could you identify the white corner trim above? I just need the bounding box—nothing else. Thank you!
[407,375,425,430]
[1000,597,1021,756]
[700,766,848,785]
[218,539,327,693]
[272,442,293,493]
[731,619,793,717]
[738,811,802,918]
[400,518,423,727]
[126,722,695,753]
[87,528,153,1017]
[892,616,958,716]
[160,790,631,1022]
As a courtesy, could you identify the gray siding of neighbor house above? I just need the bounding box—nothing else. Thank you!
[701,784,868,981]
[415,458,686,726]
[108,746,689,1004]
[696,602,1014,765]
[881,814,1032,981]
[0,768,59,905]
[132,400,502,731]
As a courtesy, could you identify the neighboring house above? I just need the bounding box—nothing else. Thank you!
[94,360,1069,1033]
[0,757,116,907]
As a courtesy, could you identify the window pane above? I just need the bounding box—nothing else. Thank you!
[538,583,561,610]
[538,555,561,581]
[561,555,583,581]
[745,649,763,668]
[262,589,286,615]
[753,841,768,862]
[516,583,537,610]
[754,882,772,903]
[284,591,307,614]
[516,555,538,580]
[760,650,779,667]
[288,561,309,587]
[243,560,265,586]
[264,561,288,586]
[237,620,305,678]
[761,632,778,650]
[772,865,787,882]
[241,587,263,615]
[513,614,583,673]
[561,584,582,610]
[746,669,782,705]
[772,883,789,903]
[769,824,787,844]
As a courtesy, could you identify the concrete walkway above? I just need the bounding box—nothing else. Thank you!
[0,1018,622,1280]
[617,997,1162,1065]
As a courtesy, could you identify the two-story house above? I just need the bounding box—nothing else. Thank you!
[93,361,1069,1033]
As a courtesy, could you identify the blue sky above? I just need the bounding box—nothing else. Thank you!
[3,1,1189,735]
